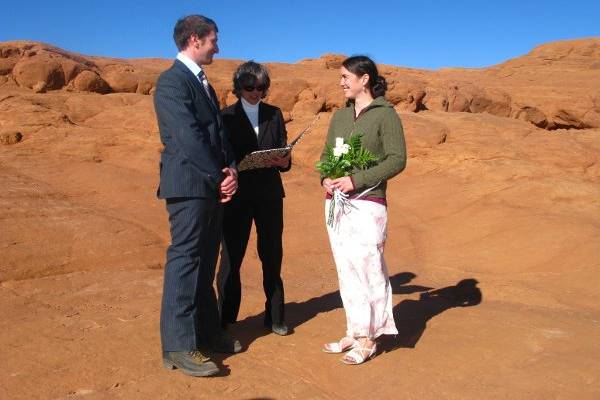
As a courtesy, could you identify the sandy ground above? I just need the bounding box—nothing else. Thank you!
[1,39,600,399]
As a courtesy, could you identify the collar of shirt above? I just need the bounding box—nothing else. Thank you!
[240,97,260,136]
[176,53,203,80]
[240,97,260,113]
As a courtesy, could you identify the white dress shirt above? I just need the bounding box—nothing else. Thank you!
[176,53,202,81]
[176,53,212,100]
[241,97,260,136]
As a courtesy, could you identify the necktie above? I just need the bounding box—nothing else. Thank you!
[197,70,215,106]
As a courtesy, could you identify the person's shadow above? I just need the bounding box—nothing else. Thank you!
[218,272,424,350]
[214,272,481,361]
[380,278,482,351]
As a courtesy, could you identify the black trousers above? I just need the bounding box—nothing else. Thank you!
[218,194,285,326]
[160,197,222,351]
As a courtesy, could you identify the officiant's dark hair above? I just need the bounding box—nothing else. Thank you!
[343,55,387,98]
[173,15,218,51]
[232,61,271,99]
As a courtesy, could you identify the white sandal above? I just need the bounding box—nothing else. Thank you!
[340,343,377,365]
[322,337,358,353]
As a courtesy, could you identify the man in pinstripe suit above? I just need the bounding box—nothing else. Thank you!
[154,15,240,377]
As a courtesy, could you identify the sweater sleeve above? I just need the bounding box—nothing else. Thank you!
[351,109,406,190]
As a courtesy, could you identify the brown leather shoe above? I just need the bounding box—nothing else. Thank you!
[162,350,219,377]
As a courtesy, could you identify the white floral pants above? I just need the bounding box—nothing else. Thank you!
[326,199,398,339]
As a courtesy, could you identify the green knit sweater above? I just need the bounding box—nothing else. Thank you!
[319,97,407,199]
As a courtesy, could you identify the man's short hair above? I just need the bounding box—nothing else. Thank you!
[173,15,218,51]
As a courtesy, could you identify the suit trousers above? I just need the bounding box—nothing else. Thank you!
[218,194,285,326]
[160,197,223,351]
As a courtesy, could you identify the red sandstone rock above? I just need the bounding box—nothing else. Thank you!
[513,105,548,128]
[265,79,310,113]
[1,38,600,400]
[13,57,65,90]
[292,88,325,117]
[0,130,23,145]
[72,70,111,93]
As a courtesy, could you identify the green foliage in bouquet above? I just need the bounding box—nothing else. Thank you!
[316,133,378,179]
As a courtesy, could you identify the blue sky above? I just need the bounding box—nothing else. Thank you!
[2,1,599,69]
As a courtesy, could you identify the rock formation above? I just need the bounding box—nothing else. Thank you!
[1,38,599,399]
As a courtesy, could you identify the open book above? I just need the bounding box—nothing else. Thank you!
[237,114,320,171]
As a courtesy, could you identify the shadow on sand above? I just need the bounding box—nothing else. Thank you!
[380,277,482,351]
[214,272,482,361]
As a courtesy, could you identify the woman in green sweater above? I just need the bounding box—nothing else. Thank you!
[320,56,407,364]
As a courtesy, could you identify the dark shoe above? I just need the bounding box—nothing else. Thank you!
[162,351,219,377]
[270,323,289,336]
[210,330,242,353]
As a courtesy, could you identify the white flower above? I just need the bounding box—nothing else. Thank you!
[333,138,350,157]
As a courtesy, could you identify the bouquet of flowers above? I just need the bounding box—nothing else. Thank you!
[316,134,378,179]
[316,134,378,227]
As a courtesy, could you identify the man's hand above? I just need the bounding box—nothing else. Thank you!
[329,176,354,194]
[269,154,290,168]
[219,167,238,203]
[219,193,233,203]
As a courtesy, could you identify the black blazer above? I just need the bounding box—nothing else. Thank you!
[222,101,290,199]
[154,59,235,199]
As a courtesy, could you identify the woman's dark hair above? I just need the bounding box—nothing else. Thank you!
[232,61,271,99]
[173,15,218,51]
[342,55,387,98]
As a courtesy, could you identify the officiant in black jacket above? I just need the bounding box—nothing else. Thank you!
[217,61,291,336]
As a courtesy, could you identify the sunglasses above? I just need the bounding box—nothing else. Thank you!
[243,85,266,92]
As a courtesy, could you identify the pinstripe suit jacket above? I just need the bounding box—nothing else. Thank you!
[154,59,235,199]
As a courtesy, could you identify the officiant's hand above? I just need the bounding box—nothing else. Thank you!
[269,154,290,168]
[330,176,354,194]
